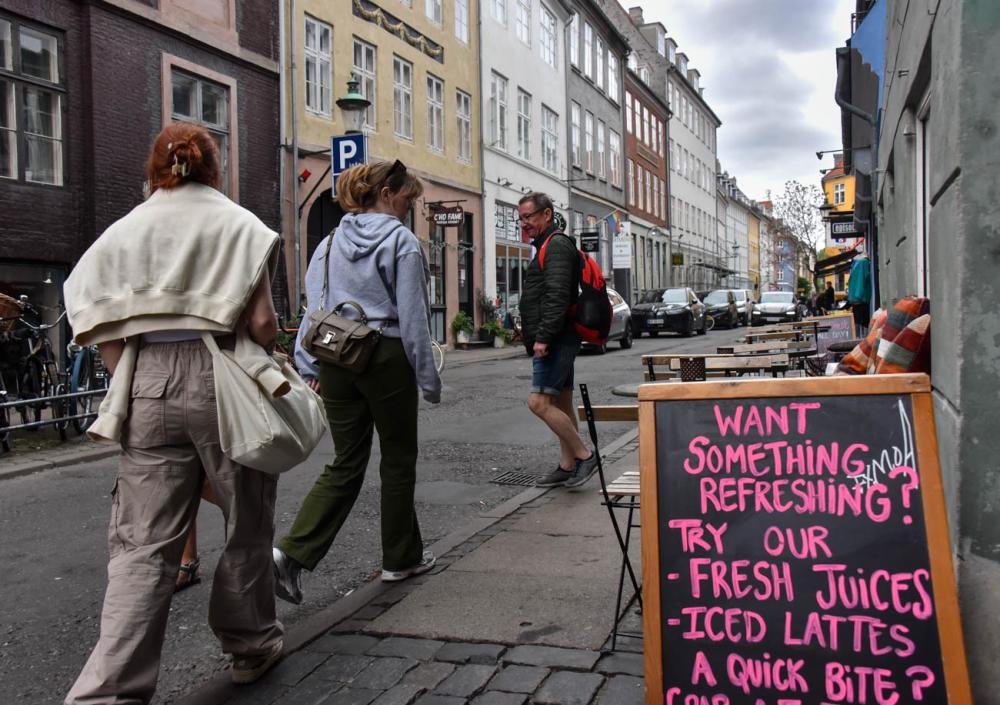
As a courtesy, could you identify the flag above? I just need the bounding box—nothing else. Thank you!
[604,210,622,235]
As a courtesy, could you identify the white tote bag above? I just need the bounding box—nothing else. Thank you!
[202,332,327,474]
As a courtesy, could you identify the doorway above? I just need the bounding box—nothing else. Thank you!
[306,189,346,263]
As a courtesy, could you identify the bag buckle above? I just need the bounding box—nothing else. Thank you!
[323,330,337,345]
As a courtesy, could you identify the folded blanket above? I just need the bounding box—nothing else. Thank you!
[837,297,930,375]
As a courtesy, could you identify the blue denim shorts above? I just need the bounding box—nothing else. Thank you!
[531,341,578,395]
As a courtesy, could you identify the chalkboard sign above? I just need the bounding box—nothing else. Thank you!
[806,312,855,355]
[638,375,971,705]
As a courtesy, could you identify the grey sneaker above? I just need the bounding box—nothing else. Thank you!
[272,547,303,605]
[232,640,283,684]
[534,466,574,487]
[381,550,436,582]
[565,453,599,488]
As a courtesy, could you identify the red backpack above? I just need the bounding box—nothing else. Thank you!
[538,233,613,345]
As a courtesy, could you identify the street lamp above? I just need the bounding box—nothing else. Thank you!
[336,73,371,135]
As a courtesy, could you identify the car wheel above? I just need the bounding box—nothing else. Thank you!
[619,322,633,349]
[681,315,694,337]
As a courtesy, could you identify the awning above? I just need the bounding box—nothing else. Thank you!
[692,261,735,275]
[815,248,859,275]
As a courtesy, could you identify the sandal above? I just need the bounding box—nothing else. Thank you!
[175,557,202,593]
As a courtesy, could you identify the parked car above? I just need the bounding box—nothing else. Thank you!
[732,289,755,325]
[752,291,801,325]
[702,289,739,329]
[581,287,632,353]
[631,287,707,337]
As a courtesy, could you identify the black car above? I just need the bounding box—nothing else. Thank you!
[631,287,707,337]
[702,289,739,328]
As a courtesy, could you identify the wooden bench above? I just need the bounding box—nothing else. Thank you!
[717,340,812,355]
[642,353,791,381]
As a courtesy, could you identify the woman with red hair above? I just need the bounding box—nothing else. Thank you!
[63,123,285,703]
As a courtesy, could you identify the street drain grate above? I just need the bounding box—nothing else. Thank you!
[490,471,540,486]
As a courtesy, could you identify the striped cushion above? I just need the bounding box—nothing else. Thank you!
[837,297,930,375]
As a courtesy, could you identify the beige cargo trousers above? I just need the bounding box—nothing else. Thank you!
[66,340,283,705]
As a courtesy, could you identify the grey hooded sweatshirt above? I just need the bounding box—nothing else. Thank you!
[295,212,441,403]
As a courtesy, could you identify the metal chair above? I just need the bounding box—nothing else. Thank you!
[579,383,642,651]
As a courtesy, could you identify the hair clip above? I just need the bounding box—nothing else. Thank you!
[171,154,190,177]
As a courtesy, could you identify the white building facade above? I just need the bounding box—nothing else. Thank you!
[665,41,722,289]
[480,0,573,317]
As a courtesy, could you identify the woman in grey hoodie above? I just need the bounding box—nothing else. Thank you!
[273,160,441,604]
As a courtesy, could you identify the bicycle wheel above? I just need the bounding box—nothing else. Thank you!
[70,348,98,435]
[704,314,716,332]
[431,341,445,374]
[52,381,69,441]
[0,379,10,453]
[18,358,43,431]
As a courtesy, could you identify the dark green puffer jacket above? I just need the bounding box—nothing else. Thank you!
[520,226,579,354]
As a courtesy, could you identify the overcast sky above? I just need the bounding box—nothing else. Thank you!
[624,0,855,201]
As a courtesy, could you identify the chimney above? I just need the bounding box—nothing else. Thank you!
[628,7,644,24]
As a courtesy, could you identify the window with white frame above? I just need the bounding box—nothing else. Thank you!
[660,179,666,221]
[652,174,659,217]
[541,104,557,173]
[596,119,605,179]
[516,0,531,45]
[609,129,621,187]
[624,91,632,134]
[570,101,580,167]
[569,13,578,66]
[1,18,64,185]
[172,68,232,194]
[539,5,556,68]
[426,0,442,24]
[595,38,604,90]
[607,54,619,102]
[583,23,593,78]
[833,182,846,205]
[516,88,531,160]
[427,74,444,151]
[455,0,469,42]
[490,72,508,150]
[584,110,594,173]
[491,0,506,25]
[456,89,472,162]
[352,39,377,131]
[393,56,413,139]
[304,16,332,116]
[626,159,634,205]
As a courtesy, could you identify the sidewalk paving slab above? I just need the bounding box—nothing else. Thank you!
[177,429,644,705]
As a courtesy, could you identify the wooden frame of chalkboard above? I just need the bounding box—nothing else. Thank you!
[638,373,971,705]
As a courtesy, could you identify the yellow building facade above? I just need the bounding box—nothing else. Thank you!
[747,210,761,294]
[281,0,482,340]
[819,153,859,292]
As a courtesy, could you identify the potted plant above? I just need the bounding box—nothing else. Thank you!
[481,319,506,347]
[450,312,474,345]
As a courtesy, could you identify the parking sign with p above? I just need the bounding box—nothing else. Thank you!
[331,134,368,189]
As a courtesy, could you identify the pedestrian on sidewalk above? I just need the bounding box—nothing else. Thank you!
[272,160,441,606]
[62,123,285,704]
[516,192,598,489]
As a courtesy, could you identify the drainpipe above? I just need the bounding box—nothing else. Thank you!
[835,47,874,126]
[290,0,302,312]
[278,0,288,312]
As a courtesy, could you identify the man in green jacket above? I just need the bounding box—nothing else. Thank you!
[517,192,598,488]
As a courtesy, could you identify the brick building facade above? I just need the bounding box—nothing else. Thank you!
[1,0,283,347]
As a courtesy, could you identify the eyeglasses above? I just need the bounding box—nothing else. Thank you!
[517,207,547,224]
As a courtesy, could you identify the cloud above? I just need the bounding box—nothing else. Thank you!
[626,0,853,198]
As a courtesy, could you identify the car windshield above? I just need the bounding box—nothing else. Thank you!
[659,289,688,304]
[733,291,746,301]
[761,292,794,304]
[639,289,665,303]
[704,291,729,305]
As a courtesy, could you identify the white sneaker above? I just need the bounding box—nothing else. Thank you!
[381,550,436,582]
[232,640,283,684]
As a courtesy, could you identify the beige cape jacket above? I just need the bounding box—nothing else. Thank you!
[64,183,283,442]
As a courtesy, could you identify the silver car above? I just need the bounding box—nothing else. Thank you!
[751,291,800,325]
[582,287,633,353]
